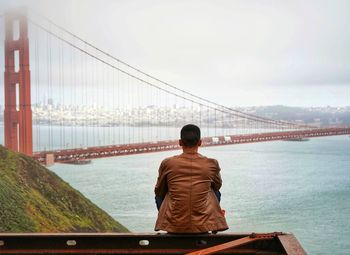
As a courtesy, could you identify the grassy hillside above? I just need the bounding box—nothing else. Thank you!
[0,145,128,232]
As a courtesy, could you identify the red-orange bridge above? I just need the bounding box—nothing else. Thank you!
[33,127,350,164]
[1,10,349,165]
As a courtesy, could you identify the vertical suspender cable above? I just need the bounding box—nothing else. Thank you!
[59,34,62,149]
[47,28,52,150]
[137,79,141,143]
[80,45,84,147]
[223,109,225,136]
[84,45,88,147]
[207,106,210,138]
[131,74,134,143]
[34,24,40,151]
[214,109,217,137]
[199,104,202,132]
[74,39,78,149]
[107,65,110,145]
[62,35,66,149]
[103,62,106,145]
[70,42,73,149]
[117,61,120,144]
[91,50,95,146]
[97,57,101,146]
[112,65,115,145]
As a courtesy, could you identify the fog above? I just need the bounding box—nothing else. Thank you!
[1,0,350,107]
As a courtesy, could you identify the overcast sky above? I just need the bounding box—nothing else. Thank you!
[1,0,350,107]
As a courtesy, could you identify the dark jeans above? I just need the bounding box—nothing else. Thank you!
[155,190,221,211]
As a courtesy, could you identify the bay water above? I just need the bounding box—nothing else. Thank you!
[48,135,350,255]
[0,122,283,151]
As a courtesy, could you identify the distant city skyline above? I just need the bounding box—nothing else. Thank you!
[1,103,349,127]
[1,0,350,107]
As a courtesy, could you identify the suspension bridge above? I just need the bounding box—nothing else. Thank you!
[1,9,349,165]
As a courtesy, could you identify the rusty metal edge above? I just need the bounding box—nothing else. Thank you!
[0,232,252,237]
[0,249,282,255]
[0,232,305,254]
[278,234,307,255]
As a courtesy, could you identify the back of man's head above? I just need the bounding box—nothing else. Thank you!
[180,124,201,147]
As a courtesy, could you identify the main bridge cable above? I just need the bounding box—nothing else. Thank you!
[16,10,311,130]
[27,13,301,131]
[28,11,313,130]
[27,12,311,130]
[29,19,284,128]
[28,11,304,129]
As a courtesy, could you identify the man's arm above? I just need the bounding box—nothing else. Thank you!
[154,159,168,210]
[211,159,222,191]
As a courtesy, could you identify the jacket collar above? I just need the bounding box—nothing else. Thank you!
[179,152,203,159]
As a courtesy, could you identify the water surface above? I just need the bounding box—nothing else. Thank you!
[46,135,350,254]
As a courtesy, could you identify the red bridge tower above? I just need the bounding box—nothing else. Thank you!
[4,11,33,155]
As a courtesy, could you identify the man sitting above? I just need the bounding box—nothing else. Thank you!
[154,124,228,233]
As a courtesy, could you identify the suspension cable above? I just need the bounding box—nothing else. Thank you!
[30,20,293,130]
[27,12,313,129]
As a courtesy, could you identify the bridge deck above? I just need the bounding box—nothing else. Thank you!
[33,127,350,164]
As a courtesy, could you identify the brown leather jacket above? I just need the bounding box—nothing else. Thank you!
[154,152,229,233]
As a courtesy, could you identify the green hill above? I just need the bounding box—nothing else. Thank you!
[0,145,128,232]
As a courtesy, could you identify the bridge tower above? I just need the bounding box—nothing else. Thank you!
[3,10,33,156]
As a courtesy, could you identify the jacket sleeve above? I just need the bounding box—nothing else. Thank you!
[211,159,222,191]
[154,159,168,199]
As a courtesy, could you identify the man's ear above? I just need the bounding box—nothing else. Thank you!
[179,139,183,146]
[198,140,202,147]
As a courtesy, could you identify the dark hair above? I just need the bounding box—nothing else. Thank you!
[180,124,201,147]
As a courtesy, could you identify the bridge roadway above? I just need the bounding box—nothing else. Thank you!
[33,127,350,165]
